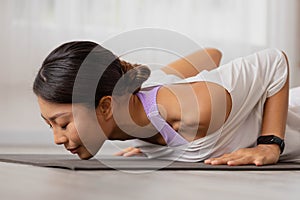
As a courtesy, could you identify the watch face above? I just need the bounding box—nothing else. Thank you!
[257,135,285,154]
[258,135,274,143]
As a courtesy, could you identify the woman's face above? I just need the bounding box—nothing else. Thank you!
[38,97,107,159]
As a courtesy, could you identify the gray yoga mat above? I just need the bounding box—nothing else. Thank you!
[0,154,300,170]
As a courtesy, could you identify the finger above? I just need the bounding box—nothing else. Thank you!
[207,154,241,165]
[210,158,231,165]
[253,157,266,166]
[123,148,141,157]
[114,151,125,156]
[205,157,230,165]
[204,153,231,164]
[204,158,222,164]
[114,147,134,156]
[253,160,264,166]
[204,159,212,164]
[227,156,253,166]
[205,157,227,165]
[227,154,269,166]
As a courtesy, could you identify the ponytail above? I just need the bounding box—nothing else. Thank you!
[116,60,151,95]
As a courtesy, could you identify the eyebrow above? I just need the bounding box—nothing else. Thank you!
[41,112,69,122]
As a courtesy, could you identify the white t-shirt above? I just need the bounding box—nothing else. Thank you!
[132,49,300,163]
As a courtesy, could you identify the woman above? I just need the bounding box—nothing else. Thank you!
[33,41,300,166]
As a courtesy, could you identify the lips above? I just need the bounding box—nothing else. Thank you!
[67,146,80,154]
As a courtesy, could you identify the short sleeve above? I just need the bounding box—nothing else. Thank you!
[266,49,288,97]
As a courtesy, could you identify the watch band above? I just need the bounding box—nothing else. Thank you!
[257,135,285,154]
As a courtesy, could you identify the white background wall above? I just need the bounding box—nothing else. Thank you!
[0,0,299,145]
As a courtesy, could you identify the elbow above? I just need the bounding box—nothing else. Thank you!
[204,48,223,67]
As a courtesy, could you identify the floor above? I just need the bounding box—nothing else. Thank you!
[0,145,300,200]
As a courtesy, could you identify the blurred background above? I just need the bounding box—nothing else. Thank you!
[0,0,299,147]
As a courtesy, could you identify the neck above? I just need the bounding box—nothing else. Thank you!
[129,94,150,126]
[108,94,150,141]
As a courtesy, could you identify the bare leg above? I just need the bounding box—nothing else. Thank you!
[162,48,222,78]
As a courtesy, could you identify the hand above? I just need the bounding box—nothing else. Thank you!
[114,147,142,157]
[204,144,281,166]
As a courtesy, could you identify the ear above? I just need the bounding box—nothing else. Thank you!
[96,96,113,121]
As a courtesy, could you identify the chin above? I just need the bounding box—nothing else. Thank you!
[78,152,93,160]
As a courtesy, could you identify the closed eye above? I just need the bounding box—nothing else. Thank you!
[61,123,69,130]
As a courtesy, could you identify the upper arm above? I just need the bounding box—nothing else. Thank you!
[161,48,222,79]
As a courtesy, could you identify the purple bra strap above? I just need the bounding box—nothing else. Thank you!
[136,86,189,147]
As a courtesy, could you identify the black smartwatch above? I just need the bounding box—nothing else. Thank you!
[257,135,285,154]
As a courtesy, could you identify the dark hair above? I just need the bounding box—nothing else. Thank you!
[33,41,151,108]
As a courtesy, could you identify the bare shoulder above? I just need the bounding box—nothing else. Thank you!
[156,82,212,128]
[156,85,182,123]
[156,82,232,137]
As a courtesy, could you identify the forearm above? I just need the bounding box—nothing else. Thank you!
[260,57,289,140]
[259,58,289,154]
[261,83,289,139]
[161,48,222,78]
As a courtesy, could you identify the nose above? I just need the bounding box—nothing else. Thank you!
[53,129,68,145]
